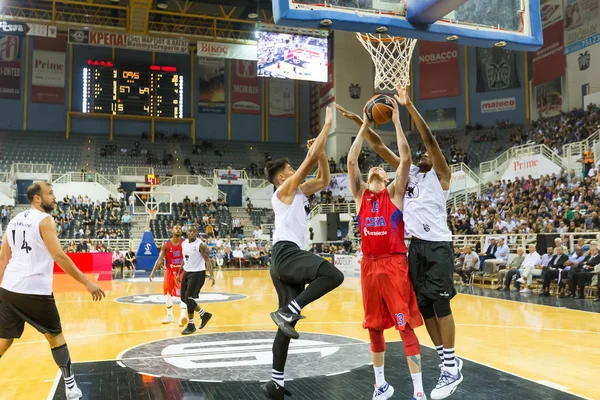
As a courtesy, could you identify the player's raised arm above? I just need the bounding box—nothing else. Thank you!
[270,106,333,202]
[347,114,369,207]
[39,216,105,301]
[335,103,400,169]
[388,98,411,206]
[396,87,451,189]
[150,242,167,282]
[300,139,330,196]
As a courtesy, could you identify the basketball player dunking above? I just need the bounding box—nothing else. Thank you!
[262,106,344,399]
[177,225,215,335]
[0,182,106,400]
[149,225,188,326]
[337,88,463,399]
[348,99,425,400]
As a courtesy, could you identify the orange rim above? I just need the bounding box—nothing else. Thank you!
[356,33,408,43]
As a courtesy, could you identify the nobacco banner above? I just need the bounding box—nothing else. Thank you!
[68,29,189,54]
[31,37,66,104]
[533,20,566,86]
[418,41,460,100]
[196,40,257,60]
[232,60,260,114]
[0,35,21,100]
[481,97,517,113]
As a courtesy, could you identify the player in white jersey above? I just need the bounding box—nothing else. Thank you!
[177,225,215,335]
[336,88,462,400]
[0,182,105,400]
[261,106,344,399]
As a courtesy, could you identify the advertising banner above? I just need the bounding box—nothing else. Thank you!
[198,57,225,114]
[269,79,295,118]
[480,97,517,113]
[423,108,457,130]
[31,36,66,104]
[564,0,600,54]
[0,35,21,100]
[68,28,189,54]
[535,78,563,117]
[197,41,257,60]
[232,60,260,114]
[533,21,566,85]
[418,41,460,100]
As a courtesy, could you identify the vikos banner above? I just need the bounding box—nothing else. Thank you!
[196,41,257,60]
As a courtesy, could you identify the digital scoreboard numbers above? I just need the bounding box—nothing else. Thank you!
[82,61,183,118]
[117,69,151,116]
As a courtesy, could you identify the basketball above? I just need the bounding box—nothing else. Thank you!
[365,94,394,124]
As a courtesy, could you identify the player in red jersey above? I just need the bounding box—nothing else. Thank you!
[344,94,425,400]
[149,225,188,326]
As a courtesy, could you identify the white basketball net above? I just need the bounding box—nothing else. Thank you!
[356,33,417,92]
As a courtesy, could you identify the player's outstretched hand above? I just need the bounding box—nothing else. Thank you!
[362,105,372,126]
[306,138,316,149]
[334,104,361,123]
[324,106,333,126]
[395,85,412,108]
[390,98,400,124]
[149,271,155,282]
[86,283,106,301]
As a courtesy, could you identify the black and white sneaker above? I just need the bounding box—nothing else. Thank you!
[270,309,305,339]
[181,324,197,335]
[261,380,292,399]
[199,312,212,329]
[430,369,463,399]
[437,357,463,371]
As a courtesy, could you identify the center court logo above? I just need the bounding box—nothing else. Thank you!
[115,292,247,305]
[119,331,371,381]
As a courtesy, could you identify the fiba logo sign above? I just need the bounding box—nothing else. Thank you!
[144,243,152,255]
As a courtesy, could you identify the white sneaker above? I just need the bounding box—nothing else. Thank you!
[373,383,394,399]
[162,315,174,324]
[520,288,531,293]
[430,370,463,400]
[438,357,463,371]
[66,385,82,400]
[516,278,525,284]
[178,314,188,327]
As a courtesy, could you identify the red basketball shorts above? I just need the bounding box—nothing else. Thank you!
[361,254,423,331]
[164,267,183,297]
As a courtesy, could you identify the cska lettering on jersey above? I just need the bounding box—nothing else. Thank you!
[365,216,386,227]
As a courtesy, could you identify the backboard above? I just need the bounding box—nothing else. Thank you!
[132,191,172,216]
[273,0,543,51]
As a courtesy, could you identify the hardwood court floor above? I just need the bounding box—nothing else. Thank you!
[0,270,598,400]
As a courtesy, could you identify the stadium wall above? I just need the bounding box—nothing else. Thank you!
[566,42,600,110]
[0,41,310,144]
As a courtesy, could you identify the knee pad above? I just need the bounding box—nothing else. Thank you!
[419,301,436,320]
[433,298,452,318]
[320,261,345,287]
[399,326,420,357]
[368,329,385,353]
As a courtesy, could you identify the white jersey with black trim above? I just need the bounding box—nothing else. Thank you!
[1,209,55,295]
[272,187,311,249]
[181,239,206,272]
[403,165,453,242]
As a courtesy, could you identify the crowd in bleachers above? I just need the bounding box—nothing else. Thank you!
[52,193,131,240]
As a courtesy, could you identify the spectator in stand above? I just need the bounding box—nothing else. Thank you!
[568,242,600,298]
[497,247,524,290]
[456,245,479,284]
[541,247,569,296]
[253,225,263,240]
[125,247,136,270]
[558,246,586,297]
[516,245,545,293]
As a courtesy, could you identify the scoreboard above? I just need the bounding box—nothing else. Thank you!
[83,61,184,118]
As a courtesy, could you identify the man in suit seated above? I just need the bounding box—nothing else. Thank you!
[540,246,569,296]
[478,238,497,268]
[558,246,586,297]
[569,241,600,299]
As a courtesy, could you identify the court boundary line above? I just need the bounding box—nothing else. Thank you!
[457,291,600,315]
[45,371,61,400]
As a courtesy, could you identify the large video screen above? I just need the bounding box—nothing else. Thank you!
[257,32,329,83]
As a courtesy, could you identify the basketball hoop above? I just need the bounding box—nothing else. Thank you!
[356,33,417,92]
[148,209,158,220]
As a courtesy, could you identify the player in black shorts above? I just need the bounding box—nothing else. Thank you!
[336,88,463,399]
[262,107,344,399]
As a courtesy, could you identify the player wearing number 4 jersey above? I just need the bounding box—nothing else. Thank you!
[344,92,424,400]
[338,88,463,399]
[0,182,106,400]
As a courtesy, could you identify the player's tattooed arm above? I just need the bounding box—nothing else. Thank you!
[347,116,369,210]
[150,242,167,282]
[396,87,451,189]
[200,242,216,286]
[335,104,400,169]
